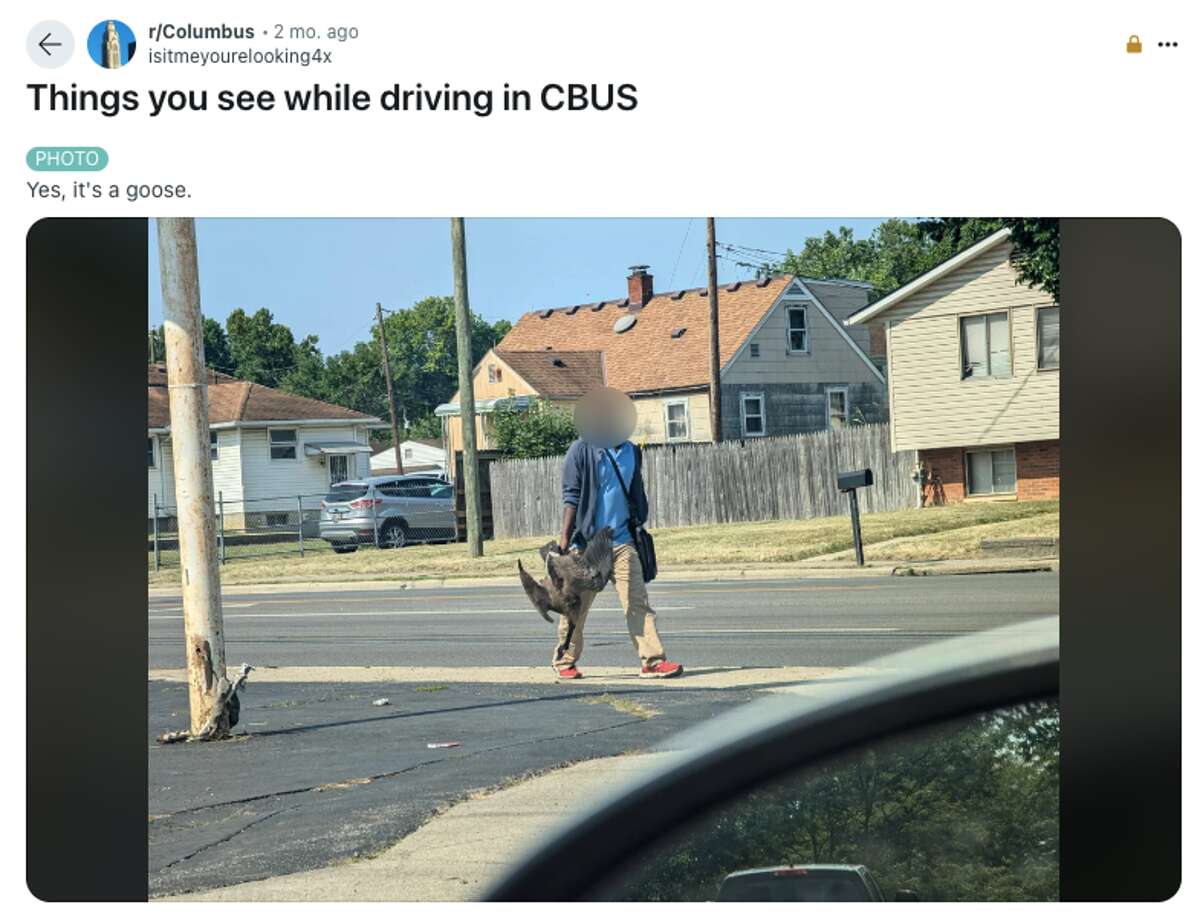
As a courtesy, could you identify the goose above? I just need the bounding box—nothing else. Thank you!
[518,526,615,627]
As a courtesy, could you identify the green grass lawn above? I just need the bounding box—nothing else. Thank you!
[148,500,1059,588]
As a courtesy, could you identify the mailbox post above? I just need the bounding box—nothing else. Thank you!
[837,468,874,567]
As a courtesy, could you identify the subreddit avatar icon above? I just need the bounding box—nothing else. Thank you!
[87,19,135,68]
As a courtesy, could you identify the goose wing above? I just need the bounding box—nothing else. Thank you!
[517,560,555,623]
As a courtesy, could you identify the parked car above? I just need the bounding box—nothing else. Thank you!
[319,474,456,552]
[717,865,912,902]
[485,617,1058,902]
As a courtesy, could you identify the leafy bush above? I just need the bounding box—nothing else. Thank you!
[491,398,577,459]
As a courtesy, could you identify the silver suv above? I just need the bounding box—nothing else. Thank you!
[319,474,455,553]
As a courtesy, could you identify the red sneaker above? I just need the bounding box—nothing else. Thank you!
[640,660,683,679]
[555,666,583,680]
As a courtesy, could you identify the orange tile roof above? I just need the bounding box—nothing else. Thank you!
[148,365,374,429]
[496,276,790,393]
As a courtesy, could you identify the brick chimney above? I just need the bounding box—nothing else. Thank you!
[626,265,653,312]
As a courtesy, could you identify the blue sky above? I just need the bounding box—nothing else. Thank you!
[147,218,886,356]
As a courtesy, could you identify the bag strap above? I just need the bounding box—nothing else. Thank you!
[602,445,639,524]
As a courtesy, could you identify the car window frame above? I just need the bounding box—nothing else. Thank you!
[486,621,1058,902]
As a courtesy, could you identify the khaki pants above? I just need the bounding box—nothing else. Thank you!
[553,543,666,669]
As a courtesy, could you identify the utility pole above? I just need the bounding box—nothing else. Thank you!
[450,217,483,557]
[156,218,235,738]
[375,302,405,474]
[706,217,723,443]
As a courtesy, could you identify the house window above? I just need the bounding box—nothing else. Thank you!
[786,306,809,354]
[1037,306,1060,369]
[960,312,1011,378]
[328,454,350,485]
[265,512,290,528]
[741,392,766,437]
[404,447,413,459]
[827,387,850,429]
[966,447,1017,496]
[148,437,156,468]
[749,342,760,358]
[487,364,502,383]
[210,431,219,461]
[269,428,298,460]
[664,399,690,442]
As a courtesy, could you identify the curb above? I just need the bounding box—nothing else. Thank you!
[147,558,1057,597]
[890,560,1058,577]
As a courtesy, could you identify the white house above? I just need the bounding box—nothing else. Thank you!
[370,438,448,476]
[148,365,382,529]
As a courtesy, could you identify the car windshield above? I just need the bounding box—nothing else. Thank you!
[324,485,369,503]
[718,872,871,902]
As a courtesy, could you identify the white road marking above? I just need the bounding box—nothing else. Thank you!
[591,627,901,636]
[148,606,696,621]
[149,602,254,614]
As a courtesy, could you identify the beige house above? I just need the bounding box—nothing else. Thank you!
[438,265,888,456]
[437,348,606,455]
[846,228,1059,504]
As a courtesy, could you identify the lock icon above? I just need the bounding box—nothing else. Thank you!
[1127,34,1142,53]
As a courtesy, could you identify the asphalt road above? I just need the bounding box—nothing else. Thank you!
[148,572,1057,897]
[148,572,1059,671]
[149,678,759,896]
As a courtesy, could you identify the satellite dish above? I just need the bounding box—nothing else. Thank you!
[613,314,637,334]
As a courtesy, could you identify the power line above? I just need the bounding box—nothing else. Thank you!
[666,218,694,290]
[718,240,791,259]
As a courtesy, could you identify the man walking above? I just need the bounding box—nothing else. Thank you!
[552,388,683,681]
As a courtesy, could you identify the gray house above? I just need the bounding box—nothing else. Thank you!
[490,267,888,443]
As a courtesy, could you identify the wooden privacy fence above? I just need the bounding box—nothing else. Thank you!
[489,423,917,539]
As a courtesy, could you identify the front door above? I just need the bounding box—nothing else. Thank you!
[328,454,350,485]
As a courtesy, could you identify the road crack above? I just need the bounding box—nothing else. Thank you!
[157,806,295,872]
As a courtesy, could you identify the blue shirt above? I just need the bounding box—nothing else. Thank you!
[594,441,635,545]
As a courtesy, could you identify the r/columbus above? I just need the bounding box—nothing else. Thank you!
[154,24,255,41]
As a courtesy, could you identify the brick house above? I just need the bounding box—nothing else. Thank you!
[438,265,888,451]
[846,228,1060,504]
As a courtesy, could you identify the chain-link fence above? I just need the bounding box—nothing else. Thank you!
[149,480,458,570]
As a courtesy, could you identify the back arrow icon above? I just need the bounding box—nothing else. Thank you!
[39,32,62,56]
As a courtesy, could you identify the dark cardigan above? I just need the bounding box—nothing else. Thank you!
[560,439,649,547]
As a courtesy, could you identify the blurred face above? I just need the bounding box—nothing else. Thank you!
[574,387,636,448]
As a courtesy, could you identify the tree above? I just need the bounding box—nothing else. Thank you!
[150,298,512,433]
[225,307,299,385]
[320,341,387,417]
[491,399,577,459]
[407,413,444,440]
[1002,218,1059,301]
[772,217,1059,303]
[279,334,327,400]
[202,318,232,371]
[916,218,1059,301]
[148,317,232,371]
[377,296,508,427]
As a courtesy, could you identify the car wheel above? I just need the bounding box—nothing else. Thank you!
[332,544,358,554]
[380,520,408,549]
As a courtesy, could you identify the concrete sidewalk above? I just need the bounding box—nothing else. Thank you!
[148,556,1056,597]
[149,668,853,897]
[164,752,667,901]
[148,664,855,688]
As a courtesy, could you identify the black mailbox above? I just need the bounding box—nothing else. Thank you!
[837,468,873,492]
